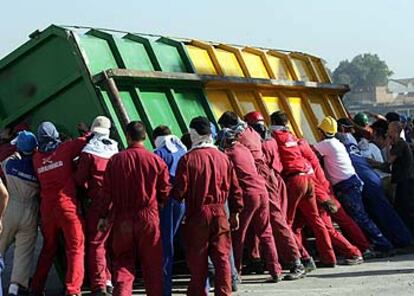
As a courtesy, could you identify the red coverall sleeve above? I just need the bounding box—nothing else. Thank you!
[156,160,172,205]
[228,163,244,214]
[99,158,113,218]
[69,134,91,160]
[172,157,188,201]
[74,152,92,190]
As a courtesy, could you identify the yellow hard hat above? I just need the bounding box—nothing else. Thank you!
[318,116,337,136]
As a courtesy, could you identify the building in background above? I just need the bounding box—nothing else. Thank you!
[345,78,414,117]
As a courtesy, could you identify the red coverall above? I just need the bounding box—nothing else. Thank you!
[225,142,281,277]
[238,127,301,265]
[31,137,87,295]
[296,139,362,259]
[272,129,336,264]
[100,143,170,296]
[173,147,243,296]
[297,140,370,252]
[74,152,112,292]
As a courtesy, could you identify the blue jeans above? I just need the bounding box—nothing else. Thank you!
[0,256,3,296]
[334,175,393,251]
[363,182,414,247]
[160,198,186,296]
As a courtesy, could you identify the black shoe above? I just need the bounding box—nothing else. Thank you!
[106,285,113,295]
[232,281,238,292]
[302,257,317,273]
[362,249,376,260]
[284,264,306,281]
[316,262,336,268]
[266,274,282,283]
[91,290,107,296]
[344,256,364,265]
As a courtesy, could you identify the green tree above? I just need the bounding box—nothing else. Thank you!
[333,53,393,91]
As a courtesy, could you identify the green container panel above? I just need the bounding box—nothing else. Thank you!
[26,80,105,138]
[78,34,118,75]
[137,88,182,137]
[151,42,188,73]
[100,90,128,146]
[118,90,152,149]
[173,89,209,125]
[0,35,81,119]
[115,38,155,71]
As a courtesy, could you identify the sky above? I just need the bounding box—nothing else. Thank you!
[1,0,413,78]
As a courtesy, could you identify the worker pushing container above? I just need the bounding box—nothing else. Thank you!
[0,25,349,146]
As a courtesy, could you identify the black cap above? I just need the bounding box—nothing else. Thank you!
[190,116,211,136]
[337,118,354,128]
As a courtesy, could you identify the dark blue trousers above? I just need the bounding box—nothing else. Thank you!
[160,198,186,296]
[334,175,393,251]
[363,181,414,247]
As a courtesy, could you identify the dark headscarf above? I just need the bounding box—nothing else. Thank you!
[37,122,61,153]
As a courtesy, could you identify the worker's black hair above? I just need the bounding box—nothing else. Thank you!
[218,111,239,128]
[270,111,289,126]
[181,133,192,150]
[371,119,388,132]
[152,125,171,140]
[385,112,400,123]
[126,121,146,142]
[190,116,211,135]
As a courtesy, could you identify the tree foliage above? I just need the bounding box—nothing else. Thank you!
[333,53,393,91]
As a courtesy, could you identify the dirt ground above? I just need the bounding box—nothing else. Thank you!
[3,235,414,295]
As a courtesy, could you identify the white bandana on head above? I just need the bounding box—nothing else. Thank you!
[154,135,187,153]
[189,128,217,151]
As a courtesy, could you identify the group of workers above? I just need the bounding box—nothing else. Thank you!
[0,107,412,296]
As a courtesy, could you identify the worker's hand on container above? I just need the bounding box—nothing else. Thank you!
[97,218,109,232]
[229,213,240,231]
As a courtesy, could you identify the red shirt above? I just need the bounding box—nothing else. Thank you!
[32,138,87,212]
[272,129,312,176]
[173,147,243,218]
[225,143,267,199]
[298,139,332,203]
[101,143,171,218]
[262,138,283,174]
[74,152,109,201]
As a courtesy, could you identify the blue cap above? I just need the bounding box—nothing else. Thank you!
[12,131,38,153]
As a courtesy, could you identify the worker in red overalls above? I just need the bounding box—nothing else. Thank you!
[218,111,306,280]
[269,111,336,268]
[98,121,170,296]
[297,138,364,264]
[31,122,89,296]
[217,127,282,282]
[173,116,243,296]
[74,116,119,295]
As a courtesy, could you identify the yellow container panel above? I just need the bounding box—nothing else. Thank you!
[241,52,269,79]
[261,92,294,131]
[311,59,329,83]
[291,58,312,82]
[186,45,217,75]
[308,96,333,123]
[215,48,245,77]
[267,56,292,80]
[328,95,347,119]
[261,93,283,114]
[206,90,235,119]
[287,96,317,143]
[234,91,262,115]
